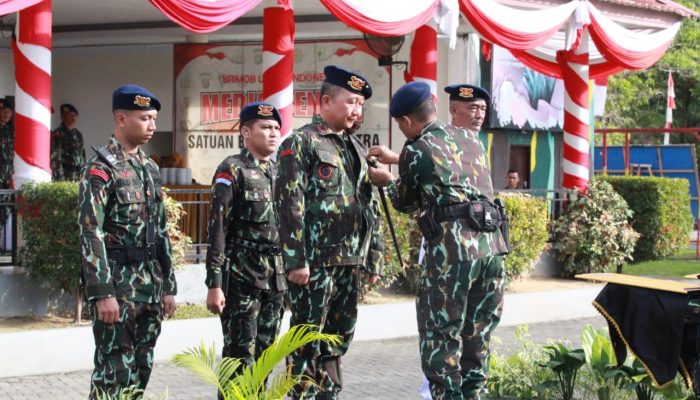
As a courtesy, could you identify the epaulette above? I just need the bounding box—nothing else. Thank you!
[91,145,118,169]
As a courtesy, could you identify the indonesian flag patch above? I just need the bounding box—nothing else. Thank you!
[215,172,233,186]
[89,169,109,182]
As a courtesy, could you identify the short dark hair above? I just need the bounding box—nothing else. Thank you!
[320,82,344,99]
[507,170,518,175]
[407,98,436,123]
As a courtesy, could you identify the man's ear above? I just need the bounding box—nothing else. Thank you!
[320,94,332,109]
[114,111,126,127]
[240,125,251,139]
[448,104,457,116]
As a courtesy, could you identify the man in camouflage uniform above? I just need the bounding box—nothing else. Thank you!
[51,103,86,181]
[78,84,177,399]
[369,82,509,400]
[205,102,286,395]
[275,65,384,400]
[0,101,14,227]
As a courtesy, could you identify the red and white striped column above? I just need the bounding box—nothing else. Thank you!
[12,0,52,187]
[404,24,438,100]
[558,30,590,192]
[262,1,295,136]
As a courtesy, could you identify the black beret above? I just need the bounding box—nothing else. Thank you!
[444,84,491,103]
[1,99,13,111]
[323,65,372,100]
[112,84,161,112]
[239,102,282,127]
[389,81,432,118]
[60,103,78,115]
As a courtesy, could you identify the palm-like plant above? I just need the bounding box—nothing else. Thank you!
[173,324,341,400]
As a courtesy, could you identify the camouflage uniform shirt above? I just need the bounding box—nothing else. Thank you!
[275,114,384,274]
[387,121,508,262]
[78,137,177,303]
[51,123,86,181]
[205,148,286,291]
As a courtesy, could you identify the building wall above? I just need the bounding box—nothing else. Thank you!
[51,44,175,156]
[0,48,14,100]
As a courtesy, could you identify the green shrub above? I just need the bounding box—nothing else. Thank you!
[499,193,550,281]
[552,179,640,277]
[488,326,557,399]
[379,204,420,292]
[599,176,694,262]
[163,190,192,271]
[18,181,81,292]
[380,194,550,290]
[17,182,191,292]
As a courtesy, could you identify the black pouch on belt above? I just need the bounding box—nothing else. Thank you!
[466,199,500,233]
[418,205,444,246]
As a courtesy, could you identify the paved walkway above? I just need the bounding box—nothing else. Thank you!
[0,316,606,400]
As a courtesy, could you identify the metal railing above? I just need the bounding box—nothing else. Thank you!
[166,187,211,263]
[171,187,576,263]
[0,189,17,267]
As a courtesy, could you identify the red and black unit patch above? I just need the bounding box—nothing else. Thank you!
[317,164,334,180]
[215,172,234,186]
[89,168,109,183]
[280,149,294,158]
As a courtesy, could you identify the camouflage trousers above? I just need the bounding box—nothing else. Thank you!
[287,266,360,400]
[417,255,505,400]
[220,283,285,371]
[89,301,163,400]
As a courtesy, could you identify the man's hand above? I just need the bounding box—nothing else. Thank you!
[287,267,310,286]
[163,295,177,318]
[96,297,120,324]
[206,288,226,315]
[368,167,394,188]
[368,145,400,165]
[364,273,381,284]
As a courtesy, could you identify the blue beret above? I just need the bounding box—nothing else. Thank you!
[112,84,161,112]
[60,103,78,115]
[239,102,282,127]
[444,84,491,103]
[389,81,432,118]
[323,65,372,100]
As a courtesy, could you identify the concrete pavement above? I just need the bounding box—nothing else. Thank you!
[0,317,608,400]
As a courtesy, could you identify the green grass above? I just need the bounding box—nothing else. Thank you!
[622,249,700,279]
[172,303,214,320]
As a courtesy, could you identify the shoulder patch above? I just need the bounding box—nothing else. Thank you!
[215,172,233,186]
[89,168,110,183]
[279,149,294,158]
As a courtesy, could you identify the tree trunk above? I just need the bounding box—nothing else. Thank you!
[74,286,83,324]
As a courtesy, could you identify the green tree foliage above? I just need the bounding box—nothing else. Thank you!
[600,1,700,148]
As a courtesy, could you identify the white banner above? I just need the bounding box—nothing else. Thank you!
[174,40,391,184]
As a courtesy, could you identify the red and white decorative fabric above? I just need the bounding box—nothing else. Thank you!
[263,2,295,136]
[148,0,263,33]
[460,0,579,50]
[319,0,439,36]
[558,32,590,192]
[12,0,52,187]
[459,0,681,190]
[0,0,42,15]
[404,24,438,100]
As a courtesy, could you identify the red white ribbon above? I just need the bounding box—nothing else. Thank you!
[12,0,52,187]
[263,3,295,136]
